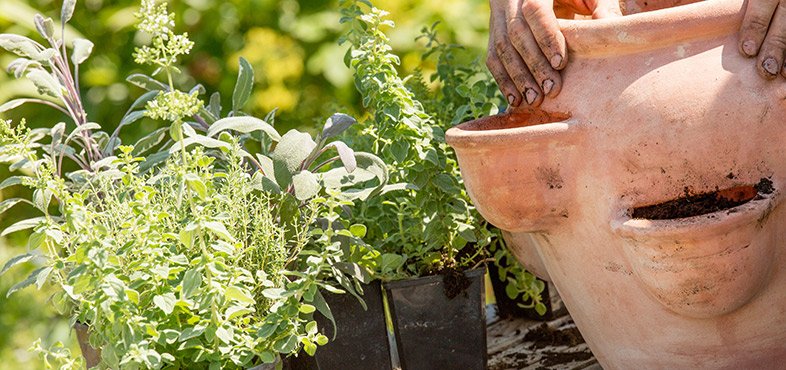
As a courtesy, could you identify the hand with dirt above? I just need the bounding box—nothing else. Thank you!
[487,0,622,108]
[739,0,786,79]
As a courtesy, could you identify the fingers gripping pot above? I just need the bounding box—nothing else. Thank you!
[448,0,786,368]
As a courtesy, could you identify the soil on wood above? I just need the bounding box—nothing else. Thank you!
[524,323,585,349]
[487,323,592,370]
[631,178,772,220]
[538,350,594,368]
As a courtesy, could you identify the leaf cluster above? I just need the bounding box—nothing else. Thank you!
[0,0,388,368]
[339,0,545,309]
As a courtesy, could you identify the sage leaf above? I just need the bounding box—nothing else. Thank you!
[0,34,40,59]
[34,15,54,39]
[26,70,62,97]
[271,130,317,173]
[232,57,253,114]
[292,171,321,201]
[208,92,221,118]
[64,122,100,146]
[71,39,94,65]
[321,113,356,139]
[324,141,356,173]
[169,135,231,153]
[207,116,280,141]
[61,0,77,24]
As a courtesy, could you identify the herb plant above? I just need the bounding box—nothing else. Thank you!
[0,0,386,368]
[338,0,546,313]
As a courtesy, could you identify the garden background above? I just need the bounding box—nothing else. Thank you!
[0,0,492,367]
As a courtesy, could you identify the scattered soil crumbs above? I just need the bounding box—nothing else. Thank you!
[524,323,585,349]
[487,322,593,370]
[441,267,471,299]
[539,350,594,368]
[632,178,773,220]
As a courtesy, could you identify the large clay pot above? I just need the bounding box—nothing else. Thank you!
[446,0,786,368]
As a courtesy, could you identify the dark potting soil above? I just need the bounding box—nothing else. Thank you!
[631,178,773,220]
[441,267,472,299]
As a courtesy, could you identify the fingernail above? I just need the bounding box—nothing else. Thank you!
[763,57,779,75]
[550,54,563,69]
[542,79,554,95]
[742,40,756,56]
[507,94,515,106]
[524,88,538,105]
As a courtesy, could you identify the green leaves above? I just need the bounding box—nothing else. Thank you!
[292,171,320,201]
[6,267,49,297]
[71,39,94,65]
[153,293,177,315]
[271,130,317,173]
[2,217,45,236]
[225,286,255,305]
[0,198,24,215]
[232,57,253,114]
[181,269,202,299]
[1,253,36,276]
[207,116,280,141]
[61,0,77,25]
[321,113,356,139]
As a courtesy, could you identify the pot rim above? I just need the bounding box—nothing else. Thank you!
[559,0,744,58]
[611,189,780,241]
[382,267,485,290]
[445,113,577,149]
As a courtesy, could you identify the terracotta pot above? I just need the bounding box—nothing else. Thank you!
[447,0,786,368]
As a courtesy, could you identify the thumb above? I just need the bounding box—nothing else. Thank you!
[590,0,623,18]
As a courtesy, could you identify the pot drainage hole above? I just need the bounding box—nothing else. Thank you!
[631,178,773,220]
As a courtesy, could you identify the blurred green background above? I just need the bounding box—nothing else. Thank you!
[0,0,491,367]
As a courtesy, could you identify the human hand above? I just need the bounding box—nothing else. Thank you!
[486,0,622,108]
[739,0,786,79]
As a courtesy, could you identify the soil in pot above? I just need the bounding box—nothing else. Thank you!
[286,280,391,370]
[631,179,772,220]
[384,267,487,370]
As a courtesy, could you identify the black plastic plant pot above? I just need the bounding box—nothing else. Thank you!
[384,267,487,370]
[488,266,553,320]
[287,280,392,370]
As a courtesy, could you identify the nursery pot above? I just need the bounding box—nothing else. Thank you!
[384,267,486,370]
[447,0,786,368]
[287,281,392,370]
